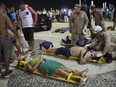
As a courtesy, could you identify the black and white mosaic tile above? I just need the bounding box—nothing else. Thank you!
[7,69,116,87]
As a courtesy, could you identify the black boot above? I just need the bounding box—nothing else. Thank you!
[66,36,70,41]
[105,53,112,63]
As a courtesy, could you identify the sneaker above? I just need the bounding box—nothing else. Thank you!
[62,39,71,44]
[1,70,13,77]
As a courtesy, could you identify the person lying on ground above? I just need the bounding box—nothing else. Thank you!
[20,57,89,83]
[85,25,116,63]
[41,46,104,64]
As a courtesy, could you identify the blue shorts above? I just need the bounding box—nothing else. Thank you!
[0,37,13,58]
[55,47,71,58]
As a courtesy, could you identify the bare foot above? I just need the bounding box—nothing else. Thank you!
[81,68,89,78]
[76,77,84,83]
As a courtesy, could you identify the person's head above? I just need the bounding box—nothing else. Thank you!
[0,3,6,13]
[93,25,103,35]
[74,4,82,13]
[10,7,15,12]
[83,50,99,58]
[18,1,26,10]
[90,5,96,12]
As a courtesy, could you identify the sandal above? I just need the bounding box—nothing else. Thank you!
[81,68,89,78]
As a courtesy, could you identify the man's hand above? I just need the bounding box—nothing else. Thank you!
[83,25,88,35]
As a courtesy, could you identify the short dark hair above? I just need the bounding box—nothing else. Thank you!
[18,0,25,5]
[0,3,6,9]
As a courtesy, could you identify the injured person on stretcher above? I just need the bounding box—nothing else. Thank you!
[41,46,104,64]
[19,57,89,83]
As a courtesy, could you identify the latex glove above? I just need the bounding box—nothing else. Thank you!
[96,52,103,57]
[83,25,88,35]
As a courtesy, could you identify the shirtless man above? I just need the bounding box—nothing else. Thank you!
[41,46,103,64]
[0,4,18,77]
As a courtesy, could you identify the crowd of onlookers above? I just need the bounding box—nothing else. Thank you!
[35,7,115,23]
[6,3,116,24]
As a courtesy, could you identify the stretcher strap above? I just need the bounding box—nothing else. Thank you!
[66,70,76,81]
[19,61,27,68]
[67,72,73,81]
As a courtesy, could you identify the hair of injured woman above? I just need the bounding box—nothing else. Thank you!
[18,57,44,72]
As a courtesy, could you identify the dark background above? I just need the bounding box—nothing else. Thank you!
[1,0,115,10]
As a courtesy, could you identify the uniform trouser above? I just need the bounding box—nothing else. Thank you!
[71,33,85,45]
[95,42,116,54]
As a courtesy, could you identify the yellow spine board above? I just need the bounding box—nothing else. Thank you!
[17,64,85,84]
[43,52,105,64]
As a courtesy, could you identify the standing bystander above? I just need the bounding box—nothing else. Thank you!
[0,4,18,77]
[17,1,38,55]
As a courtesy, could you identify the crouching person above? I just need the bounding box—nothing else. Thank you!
[85,26,116,63]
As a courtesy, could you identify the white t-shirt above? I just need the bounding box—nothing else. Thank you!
[19,7,33,28]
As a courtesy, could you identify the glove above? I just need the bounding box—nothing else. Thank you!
[96,52,103,57]
[82,25,88,35]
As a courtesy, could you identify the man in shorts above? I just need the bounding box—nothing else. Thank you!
[0,4,18,77]
[17,1,38,54]
[41,46,103,64]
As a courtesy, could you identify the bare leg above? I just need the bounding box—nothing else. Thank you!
[14,42,25,56]
[27,41,31,51]
[30,41,35,52]
[60,66,89,78]
[55,68,83,82]
[80,68,89,78]
[27,41,35,52]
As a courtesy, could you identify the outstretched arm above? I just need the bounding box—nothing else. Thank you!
[41,46,57,53]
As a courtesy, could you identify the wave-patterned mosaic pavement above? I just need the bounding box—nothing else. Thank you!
[7,69,116,87]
